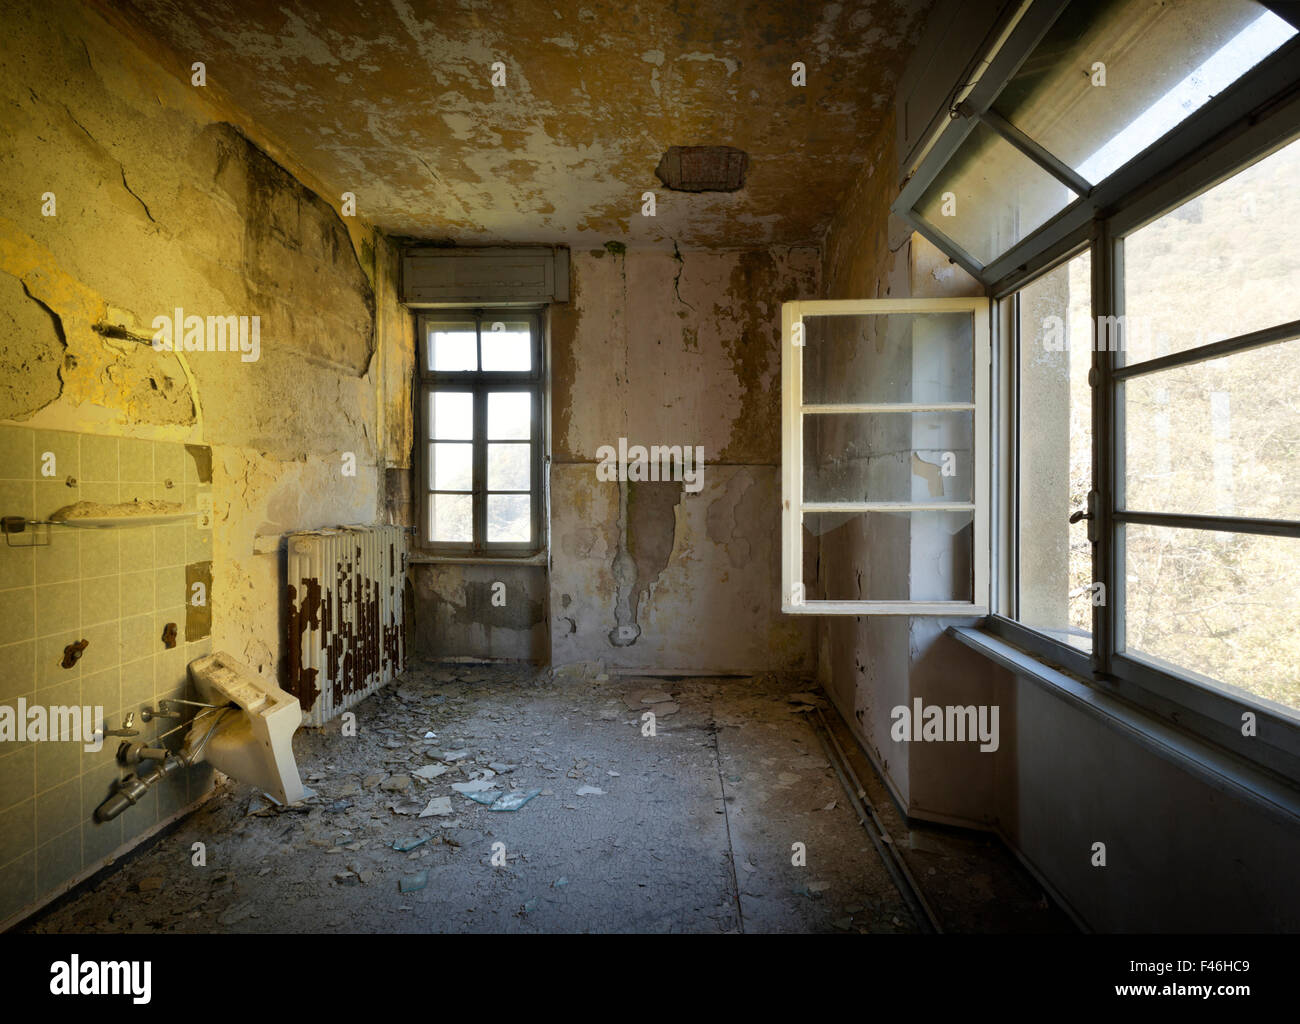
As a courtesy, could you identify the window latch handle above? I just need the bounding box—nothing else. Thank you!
[1072,491,1101,543]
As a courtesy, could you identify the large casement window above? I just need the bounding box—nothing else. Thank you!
[884,0,1300,780]
[781,298,991,615]
[416,310,544,556]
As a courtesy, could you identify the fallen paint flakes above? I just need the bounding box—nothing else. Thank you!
[413,763,449,780]
[488,762,516,774]
[451,778,499,794]
[468,788,542,811]
[442,749,471,761]
[639,691,673,704]
[392,835,433,852]
[419,796,454,818]
[575,785,604,796]
[398,871,428,894]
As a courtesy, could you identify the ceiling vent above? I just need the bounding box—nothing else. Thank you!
[654,146,749,192]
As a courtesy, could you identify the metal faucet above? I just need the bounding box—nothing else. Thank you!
[140,701,183,723]
[101,712,139,738]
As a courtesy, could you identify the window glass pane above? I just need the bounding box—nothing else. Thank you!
[1124,340,1300,519]
[803,412,973,504]
[1122,135,1300,364]
[488,443,530,491]
[915,122,1076,265]
[487,494,530,543]
[488,391,531,439]
[1016,250,1094,651]
[429,390,473,439]
[1123,524,1300,712]
[481,319,532,371]
[803,510,973,602]
[429,322,477,372]
[802,312,973,405]
[430,493,472,543]
[431,442,472,491]
[995,0,1295,185]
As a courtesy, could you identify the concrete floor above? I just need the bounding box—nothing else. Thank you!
[20,662,1074,934]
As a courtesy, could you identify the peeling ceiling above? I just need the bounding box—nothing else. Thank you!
[99,0,930,248]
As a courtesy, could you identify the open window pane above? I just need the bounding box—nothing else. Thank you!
[430,493,472,543]
[995,0,1295,186]
[804,510,974,602]
[1122,524,1300,712]
[429,390,473,440]
[1122,134,1300,365]
[428,321,477,372]
[487,443,530,491]
[804,412,973,504]
[784,297,989,615]
[1124,340,1300,520]
[488,391,531,439]
[915,121,1077,266]
[487,494,530,543]
[431,442,472,491]
[481,319,532,371]
[802,312,973,405]
[1016,249,1093,651]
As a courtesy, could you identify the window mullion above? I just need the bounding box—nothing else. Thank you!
[473,382,486,554]
[1093,217,1119,677]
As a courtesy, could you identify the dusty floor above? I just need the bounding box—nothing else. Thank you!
[21,661,1073,934]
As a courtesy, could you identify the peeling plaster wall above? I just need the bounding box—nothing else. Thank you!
[95,0,932,249]
[550,247,816,673]
[0,0,406,912]
[411,564,548,664]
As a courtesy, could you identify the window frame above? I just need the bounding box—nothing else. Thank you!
[414,308,545,558]
[781,297,992,616]
[978,62,1300,782]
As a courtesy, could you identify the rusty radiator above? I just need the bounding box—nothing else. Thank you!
[285,525,408,726]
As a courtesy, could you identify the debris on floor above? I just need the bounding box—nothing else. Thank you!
[20,661,1076,936]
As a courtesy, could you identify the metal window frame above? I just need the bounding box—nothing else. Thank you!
[782,297,991,616]
[983,116,1300,782]
[893,0,1300,293]
[415,309,545,557]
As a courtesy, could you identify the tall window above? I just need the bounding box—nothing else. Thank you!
[1113,138,1300,713]
[893,0,1300,777]
[1012,248,1094,652]
[416,310,543,556]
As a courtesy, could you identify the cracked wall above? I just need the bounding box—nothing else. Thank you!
[95,0,931,249]
[549,247,816,672]
[0,0,409,918]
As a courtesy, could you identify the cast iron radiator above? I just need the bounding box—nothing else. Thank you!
[284,524,408,726]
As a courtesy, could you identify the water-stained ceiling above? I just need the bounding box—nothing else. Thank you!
[97,0,930,248]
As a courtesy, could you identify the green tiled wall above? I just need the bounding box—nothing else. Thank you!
[0,425,215,922]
